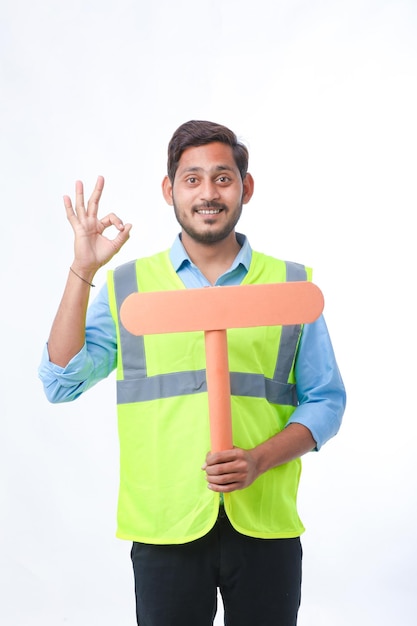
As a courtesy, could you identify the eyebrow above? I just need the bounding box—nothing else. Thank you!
[180,165,235,175]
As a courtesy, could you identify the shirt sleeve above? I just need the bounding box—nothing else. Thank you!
[38,283,117,403]
[287,315,346,450]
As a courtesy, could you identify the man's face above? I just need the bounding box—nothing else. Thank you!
[162,142,253,245]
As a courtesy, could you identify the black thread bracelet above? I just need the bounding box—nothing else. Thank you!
[69,266,95,288]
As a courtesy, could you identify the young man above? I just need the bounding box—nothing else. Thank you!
[39,120,346,626]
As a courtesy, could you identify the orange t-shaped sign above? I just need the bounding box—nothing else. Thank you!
[120,282,324,452]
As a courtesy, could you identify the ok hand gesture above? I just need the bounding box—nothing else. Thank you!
[64,175,132,275]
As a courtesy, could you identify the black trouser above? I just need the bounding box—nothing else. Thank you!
[131,508,302,626]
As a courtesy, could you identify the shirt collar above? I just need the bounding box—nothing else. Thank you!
[169,233,252,273]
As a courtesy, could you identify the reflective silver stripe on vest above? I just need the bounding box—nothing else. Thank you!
[114,260,306,406]
[114,261,146,379]
[273,262,306,405]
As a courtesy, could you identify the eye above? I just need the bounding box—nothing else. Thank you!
[186,176,198,184]
[217,176,231,184]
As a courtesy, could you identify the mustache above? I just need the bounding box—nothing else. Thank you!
[193,201,227,211]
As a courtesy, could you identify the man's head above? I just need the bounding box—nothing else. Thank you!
[167,120,249,183]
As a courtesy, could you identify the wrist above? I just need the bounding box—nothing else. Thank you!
[69,266,96,288]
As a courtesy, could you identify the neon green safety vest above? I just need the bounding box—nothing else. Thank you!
[107,250,312,544]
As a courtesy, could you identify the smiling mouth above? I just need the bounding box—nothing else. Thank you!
[196,208,222,215]
[194,202,225,215]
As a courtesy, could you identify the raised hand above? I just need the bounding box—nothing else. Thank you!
[64,175,132,275]
[46,176,132,366]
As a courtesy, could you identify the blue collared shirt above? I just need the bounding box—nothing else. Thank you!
[39,234,346,450]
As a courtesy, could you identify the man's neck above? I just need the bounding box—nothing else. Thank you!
[181,232,242,285]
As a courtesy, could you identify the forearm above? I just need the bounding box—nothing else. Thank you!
[251,423,316,475]
[39,284,117,402]
[47,267,97,367]
[293,316,346,449]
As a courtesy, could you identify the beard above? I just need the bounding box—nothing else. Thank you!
[172,198,243,244]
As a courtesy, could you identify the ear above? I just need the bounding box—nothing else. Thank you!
[162,175,174,205]
[242,173,254,204]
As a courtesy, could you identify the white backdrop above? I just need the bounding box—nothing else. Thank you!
[1,1,416,624]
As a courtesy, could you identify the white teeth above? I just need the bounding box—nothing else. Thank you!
[197,209,220,214]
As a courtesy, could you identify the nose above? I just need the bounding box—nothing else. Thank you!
[200,179,220,202]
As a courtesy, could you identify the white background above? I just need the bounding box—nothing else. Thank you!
[1,1,416,624]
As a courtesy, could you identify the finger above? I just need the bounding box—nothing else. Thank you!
[204,450,243,474]
[74,180,85,217]
[99,212,127,231]
[205,461,237,477]
[86,175,105,218]
[206,470,241,484]
[205,449,237,467]
[63,194,80,230]
[63,194,74,214]
[207,475,243,492]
